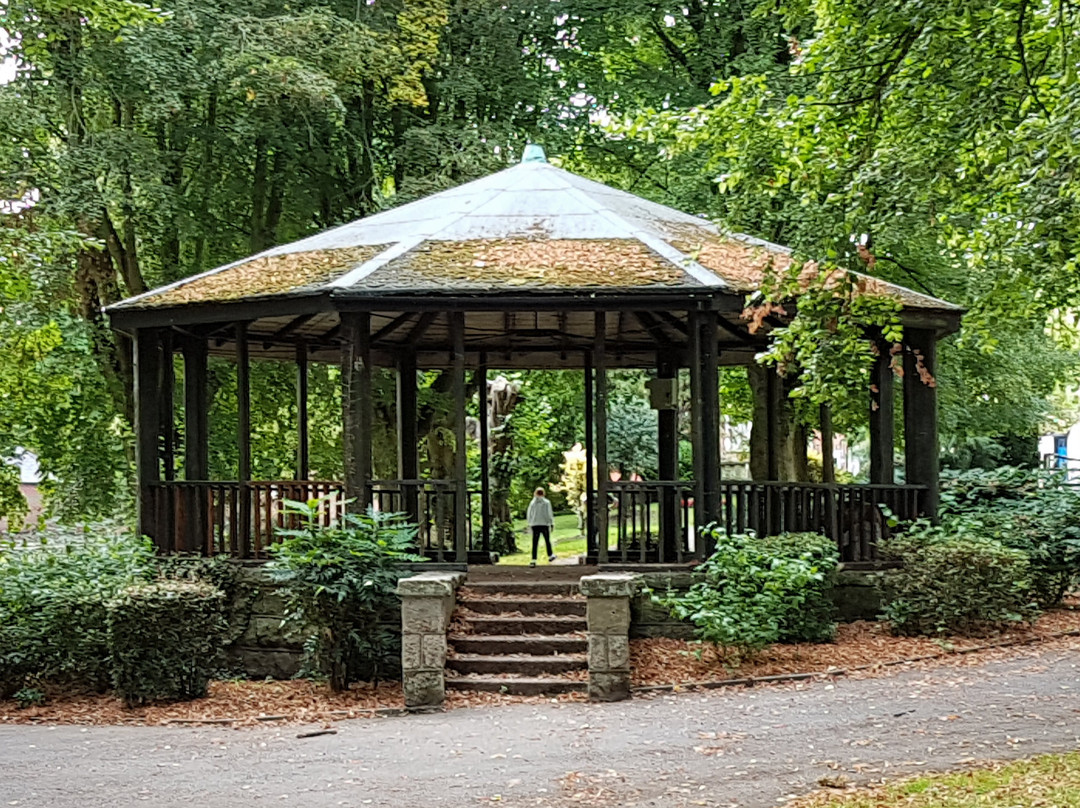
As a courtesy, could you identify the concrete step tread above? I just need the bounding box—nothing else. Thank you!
[449,633,586,641]
[459,595,585,604]
[449,653,587,662]
[445,676,586,694]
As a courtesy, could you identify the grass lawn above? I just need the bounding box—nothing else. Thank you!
[499,512,584,565]
[792,752,1080,807]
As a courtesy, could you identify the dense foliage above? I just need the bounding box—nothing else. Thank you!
[106,580,227,706]
[879,530,1038,637]
[270,499,424,691]
[652,531,838,661]
[0,526,155,696]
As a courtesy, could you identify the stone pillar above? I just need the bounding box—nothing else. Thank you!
[397,571,464,709]
[580,572,641,702]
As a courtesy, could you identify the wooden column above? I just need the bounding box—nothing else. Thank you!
[342,312,373,512]
[594,311,609,564]
[160,331,175,483]
[583,352,597,558]
[396,348,419,522]
[235,322,251,558]
[903,328,939,518]
[699,310,721,548]
[688,311,705,547]
[869,346,895,484]
[182,337,209,553]
[657,355,679,561]
[451,311,468,563]
[296,341,309,480]
[765,370,782,481]
[477,353,491,556]
[134,328,163,548]
[819,403,835,484]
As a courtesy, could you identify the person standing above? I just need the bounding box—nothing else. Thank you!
[526,487,556,567]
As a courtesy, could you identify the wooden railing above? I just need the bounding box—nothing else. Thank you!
[145,479,474,560]
[602,480,926,564]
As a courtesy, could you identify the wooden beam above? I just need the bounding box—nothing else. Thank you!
[657,356,679,562]
[134,328,163,548]
[235,322,252,558]
[296,341,309,480]
[714,315,757,346]
[477,354,491,556]
[342,312,373,511]
[371,312,416,343]
[869,346,895,484]
[160,330,175,483]
[765,370,782,482]
[594,311,609,564]
[405,311,439,345]
[903,328,939,517]
[451,311,468,563]
[634,311,675,346]
[688,311,705,549]
[700,311,721,542]
[654,310,689,335]
[270,313,316,344]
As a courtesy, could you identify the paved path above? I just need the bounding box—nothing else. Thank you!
[3,652,1080,807]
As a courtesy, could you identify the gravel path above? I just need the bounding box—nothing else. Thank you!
[3,652,1079,807]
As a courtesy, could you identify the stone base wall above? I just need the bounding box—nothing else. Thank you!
[630,568,885,640]
[227,564,305,679]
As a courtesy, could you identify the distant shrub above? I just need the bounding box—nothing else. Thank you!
[106,580,227,706]
[879,526,1039,636]
[652,530,838,662]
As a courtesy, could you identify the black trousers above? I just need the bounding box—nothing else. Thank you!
[531,525,553,559]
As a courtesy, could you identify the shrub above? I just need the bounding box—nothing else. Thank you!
[937,467,1080,607]
[878,527,1039,636]
[0,526,154,697]
[270,499,425,691]
[107,580,228,706]
[652,530,838,662]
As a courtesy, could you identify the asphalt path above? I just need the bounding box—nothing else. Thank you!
[2,651,1079,807]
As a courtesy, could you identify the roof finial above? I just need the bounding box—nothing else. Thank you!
[521,144,547,164]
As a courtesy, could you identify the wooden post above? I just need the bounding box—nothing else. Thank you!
[594,311,609,564]
[819,403,835,484]
[869,346,895,484]
[342,312,373,512]
[296,341,309,480]
[182,337,209,553]
[657,355,678,561]
[688,311,705,550]
[134,328,163,548]
[765,370,782,481]
[477,353,491,556]
[397,348,419,522]
[235,322,252,558]
[584,351,596,558]
[160,330,175,483]
[903,328,939,518]
[451,311,468,563]
[700,310,721,550]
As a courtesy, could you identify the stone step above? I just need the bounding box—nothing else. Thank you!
[463,581,580,596]
[457,616,587,635]
[465,565,597,582]
[448,653,586,676]
[445,676,586,695]
[450,634,587,656]
[458,597,586,616]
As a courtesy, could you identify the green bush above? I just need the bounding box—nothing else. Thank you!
[0,526,154,697]
[107,580,228,706]
[878,527,1039,636]
[271,499,425,691]
[652,531,838,661]
[937,467,1080,607]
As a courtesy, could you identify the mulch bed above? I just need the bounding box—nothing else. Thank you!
[4,609,1079,727]
[629,607,1080,688]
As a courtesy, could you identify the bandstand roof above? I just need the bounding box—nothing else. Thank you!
[106,146,961,369]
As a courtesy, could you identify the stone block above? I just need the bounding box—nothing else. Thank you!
[588,635,608,670]
[579,573,642,599]
[420,633,447,669]
[404,670,445,708]
[402,633,423,670]
[587,597,630,634]
[397,571,464,598]
[606,634,629,669]
[401,597,451,633]
[588,670,630,703]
